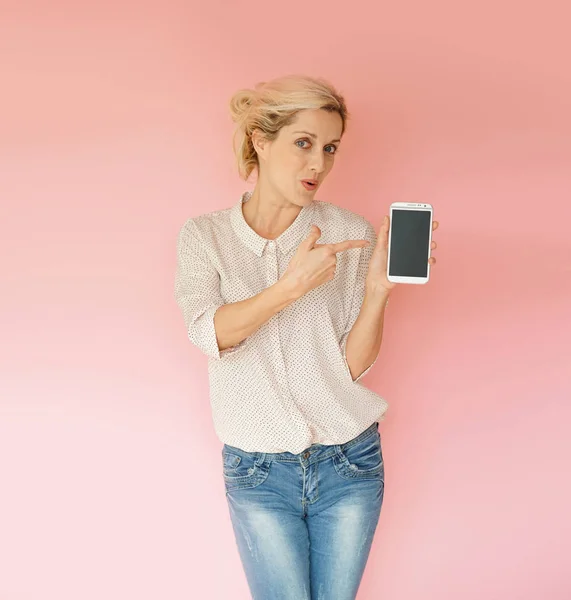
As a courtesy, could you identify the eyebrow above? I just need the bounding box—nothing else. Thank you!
[292,131,341,144]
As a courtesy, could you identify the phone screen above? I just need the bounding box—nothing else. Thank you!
[388,209,431,277]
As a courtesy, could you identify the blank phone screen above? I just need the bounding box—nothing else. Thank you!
[388,209,431,277]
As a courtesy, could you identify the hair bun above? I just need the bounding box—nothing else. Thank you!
[229,90,255,124]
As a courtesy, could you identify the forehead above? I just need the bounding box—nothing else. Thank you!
[286,109,343,138]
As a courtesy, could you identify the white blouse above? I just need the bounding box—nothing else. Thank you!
[174,191,389,453]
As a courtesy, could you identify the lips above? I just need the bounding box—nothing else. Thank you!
[301,179,318,190]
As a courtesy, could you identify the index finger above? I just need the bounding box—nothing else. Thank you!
[326,239,370,254]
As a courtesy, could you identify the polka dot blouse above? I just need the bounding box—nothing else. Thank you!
[174,190,389,453]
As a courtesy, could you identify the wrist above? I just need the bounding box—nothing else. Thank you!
[365,283,391,299]
[275,276,303,303]
[364,286,391,309]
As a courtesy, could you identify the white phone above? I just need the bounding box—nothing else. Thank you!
[387,202,433,284]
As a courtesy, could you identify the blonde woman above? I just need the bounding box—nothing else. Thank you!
[175,74,438,599]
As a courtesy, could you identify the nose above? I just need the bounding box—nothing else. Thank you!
[308,151,326,175]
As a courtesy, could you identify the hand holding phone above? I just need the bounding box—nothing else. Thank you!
[364,203,438,293]
[386,202,435,285]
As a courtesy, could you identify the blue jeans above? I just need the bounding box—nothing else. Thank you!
[222,421,384,600]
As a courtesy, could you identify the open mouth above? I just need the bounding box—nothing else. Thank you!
[302,181,317,190]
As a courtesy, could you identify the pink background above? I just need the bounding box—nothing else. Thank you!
[1,2,570,599]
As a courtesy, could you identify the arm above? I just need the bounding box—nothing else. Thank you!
[213,279,299,352]
[344,287,390,381]
[216,227,371,353]
[339,219,390,382]
[174,218,300,359]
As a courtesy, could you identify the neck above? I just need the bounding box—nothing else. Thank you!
[243,185,303,240]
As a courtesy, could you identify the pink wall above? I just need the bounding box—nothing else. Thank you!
[1,2,570,599]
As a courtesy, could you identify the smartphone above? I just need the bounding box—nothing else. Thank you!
[387,202,433,284]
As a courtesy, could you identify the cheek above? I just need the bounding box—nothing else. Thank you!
[278,154,306,179]
[273,147,299,169]
[288,149,307,169]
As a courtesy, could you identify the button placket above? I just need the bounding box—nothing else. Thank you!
[265,242,310,437]
[266,243,287,397]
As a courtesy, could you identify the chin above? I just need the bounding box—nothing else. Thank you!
[296,186,315,199]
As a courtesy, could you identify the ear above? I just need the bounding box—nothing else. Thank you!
[252,128,269,159]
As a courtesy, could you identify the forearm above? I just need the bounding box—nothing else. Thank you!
[214,279,300,351]
[345,287,390,381]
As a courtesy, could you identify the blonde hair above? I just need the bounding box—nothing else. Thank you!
[229,74,350,181]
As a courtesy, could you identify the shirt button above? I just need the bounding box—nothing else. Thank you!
[268,241,275,252]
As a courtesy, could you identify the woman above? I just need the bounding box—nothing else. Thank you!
[175,74,438,600]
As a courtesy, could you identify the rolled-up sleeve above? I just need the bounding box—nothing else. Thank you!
[339,219,379,383]
[174,218,246,360]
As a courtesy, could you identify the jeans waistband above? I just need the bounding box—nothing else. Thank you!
[223,421,379,467]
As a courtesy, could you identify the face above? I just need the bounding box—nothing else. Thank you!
[252,108,343,206]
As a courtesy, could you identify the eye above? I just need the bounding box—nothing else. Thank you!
[295,139,338,155]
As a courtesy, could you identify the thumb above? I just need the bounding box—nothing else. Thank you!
[301,224,322,250]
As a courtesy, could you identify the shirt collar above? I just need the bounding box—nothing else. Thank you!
[230,190,316,257]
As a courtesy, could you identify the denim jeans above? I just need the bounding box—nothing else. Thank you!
[222,421,384,600]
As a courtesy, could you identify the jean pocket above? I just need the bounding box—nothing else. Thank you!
[222,446,270,492]
[333,432,384,481]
